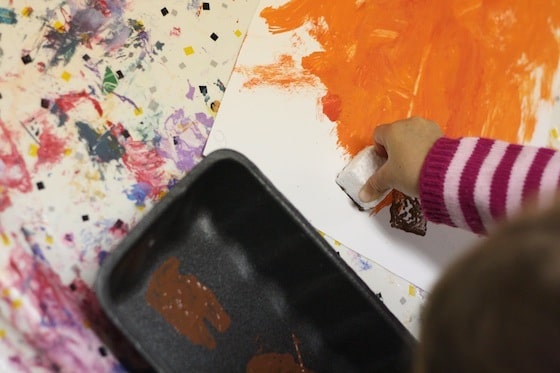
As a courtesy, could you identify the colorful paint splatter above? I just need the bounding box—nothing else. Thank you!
[0,0,259,370]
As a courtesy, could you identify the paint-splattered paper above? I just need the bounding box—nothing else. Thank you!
[0,0,259,370]
[205,0,560,290]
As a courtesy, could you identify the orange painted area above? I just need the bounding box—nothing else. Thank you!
[236,54,319,90]
[373,191,394,214]
[259,0,560,155]
[321,93,342,122]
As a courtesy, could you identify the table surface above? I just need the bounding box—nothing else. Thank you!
[0,1,424,371]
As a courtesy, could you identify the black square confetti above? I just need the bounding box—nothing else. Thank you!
[161,7,169,16]
[116,70,124,79]
[98,346,108,357]
[82,215,89,222]
[69,283,77,291]
[82,54,90,61]
[203,2,210,10]
[40,99,50,109]
[199,85,208,95]
[114,219,123,228]
[210,32,218,41]
[122,130,131,138]
[36,181,45,190]
[173,136,179,145]
[21,55,32,64]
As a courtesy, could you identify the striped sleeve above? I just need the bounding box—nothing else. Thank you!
[419,137,560,234]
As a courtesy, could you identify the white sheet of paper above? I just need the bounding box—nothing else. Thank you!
[204,0,559,291]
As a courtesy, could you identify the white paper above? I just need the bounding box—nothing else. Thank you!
[204,0,560,291]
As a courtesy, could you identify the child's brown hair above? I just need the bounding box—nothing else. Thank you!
[416,201,560,373]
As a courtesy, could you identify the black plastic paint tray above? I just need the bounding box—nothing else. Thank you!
[96,149,415,372]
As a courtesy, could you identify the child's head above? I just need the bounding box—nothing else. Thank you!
[416,201,560,373]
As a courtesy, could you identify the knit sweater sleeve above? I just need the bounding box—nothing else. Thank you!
[419,137,560,234]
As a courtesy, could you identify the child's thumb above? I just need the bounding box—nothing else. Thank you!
[359,165,391,203]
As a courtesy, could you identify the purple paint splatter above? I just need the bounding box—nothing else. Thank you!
[97,250,109,266]
[185,80,196,100]
[126,182,152,206]
[43,3,130,67]
[350,251,373,271]
[156,109,213,172]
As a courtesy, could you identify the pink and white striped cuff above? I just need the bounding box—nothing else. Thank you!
[420,137,560,234]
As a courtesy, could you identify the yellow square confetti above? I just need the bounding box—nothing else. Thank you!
[28,144,38,157]
[21,6,33,17]
[61,71,72,81]
[1,232,10,246]
[1,288,9,297]
[12,299,23,309]
[46,235,54,245]
[408,285,417,297]
[234,29,243,37]
[53,20,65,32]
[86,170,101,181]
[551,127,559,140]
[0,329,5,339]
[333,240,342,247]
[183,46,195,56]
[64,148,72,156]
[134,107,143,116]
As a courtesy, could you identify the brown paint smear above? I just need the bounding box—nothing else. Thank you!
[246,353,317,373]
[247,334,317,373]
[255,0,560,155]
[145,256,231,350]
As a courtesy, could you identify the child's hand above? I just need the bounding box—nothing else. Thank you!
[359,117,443,201]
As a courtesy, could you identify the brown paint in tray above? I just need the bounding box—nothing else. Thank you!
[96,149,414,372]
[145,256,231,350]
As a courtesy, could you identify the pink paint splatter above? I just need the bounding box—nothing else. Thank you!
[37,128,66,166]
[0,245,123,371]
[108,219,128,238]
[110,122,169,200]
[55,91,103,116]
[20,110,69,168]
[69,277,152,370]
[53,91,103,125]
[122,141,167,197]
[93,0,112,17]
[0,119,33,212]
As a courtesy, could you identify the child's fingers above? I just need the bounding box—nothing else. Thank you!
[359,162,393,202]
[374,143,388,158]
[373,123,391,149]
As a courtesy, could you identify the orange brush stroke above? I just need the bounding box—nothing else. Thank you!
[236,54,319,90]
[259,0,560,156]
[373,191,394,215]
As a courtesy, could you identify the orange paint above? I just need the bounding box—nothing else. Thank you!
[321,93,342,122]
[237,54,319,90]
[373,190,394,214]
[258,0,560,155]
